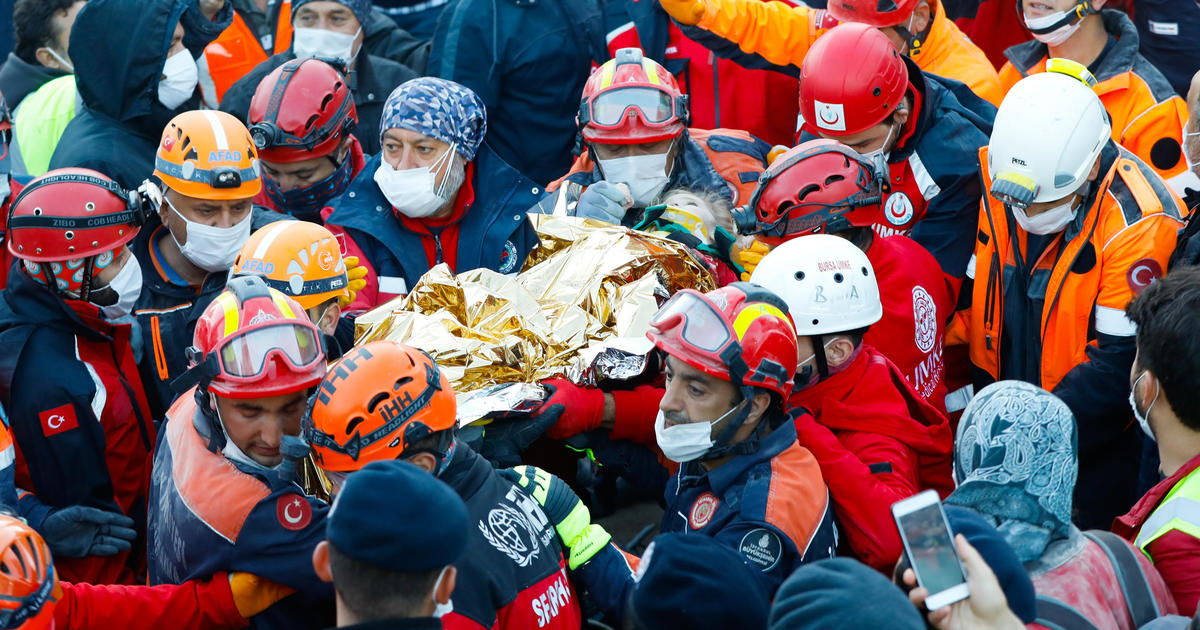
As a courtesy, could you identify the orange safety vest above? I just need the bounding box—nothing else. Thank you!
[203,0,294,103]
[961,145,1185,392]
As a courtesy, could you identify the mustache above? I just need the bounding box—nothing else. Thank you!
[663,410,689,425]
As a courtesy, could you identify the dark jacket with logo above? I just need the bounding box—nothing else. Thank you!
[437,442,582,630]
[325,145,540,311]
[0,267,156,585]
[48,0,233,189]
[131,208,285,420]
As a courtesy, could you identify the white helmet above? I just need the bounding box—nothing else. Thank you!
[987,65,1111,207]
[749,234,882,336]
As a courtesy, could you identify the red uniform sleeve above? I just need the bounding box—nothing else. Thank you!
[440,611,488,629]
[794,414,921,571]
[56,573,246,630]
[608,386,663,450]
[1146,529,1200,616]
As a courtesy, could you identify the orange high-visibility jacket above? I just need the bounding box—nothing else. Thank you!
[202,1,294,103]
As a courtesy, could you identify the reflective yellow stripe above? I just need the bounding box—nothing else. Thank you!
[597,62,616,90]
[642,59,661,85]
[218,293,239,337]
[732,303,791,340]
[272,294,296,319]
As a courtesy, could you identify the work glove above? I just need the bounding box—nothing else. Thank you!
[502,465,613,570]
[659,0,708,25]
[477,411,562,468]
[575,181,632,225]
[339,256,369,308]
[228,572,297,618]
[40,506,137,558]
[537,379,605,440]
[736,240,772,282]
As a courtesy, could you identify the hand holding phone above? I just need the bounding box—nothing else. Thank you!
[892,490,969,610]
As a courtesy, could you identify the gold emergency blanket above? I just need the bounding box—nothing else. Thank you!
[353,214,716,421]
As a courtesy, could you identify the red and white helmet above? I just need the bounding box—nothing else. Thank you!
[248,58,358,163]
[578,48,688,145]
[798,23,909,137]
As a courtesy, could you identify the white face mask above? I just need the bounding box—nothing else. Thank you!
[158,48,199,110]
[166,196,254,273]
[432,566,454,618]
[1024,4,1091,46]
[1129,371,1158,442]
[597,152,672,207]
[374,144,458,218]
[862,121,898,177]
[653,403,743,464]
[96,256,143,319]
[1011,197,1077,235]
[292,27,361,65]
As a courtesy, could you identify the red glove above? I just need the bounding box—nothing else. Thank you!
[538,379,606,439]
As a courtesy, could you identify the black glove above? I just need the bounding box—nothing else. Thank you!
[477,411,561,468]
[40,506,137,558]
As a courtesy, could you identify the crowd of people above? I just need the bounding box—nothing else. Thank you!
[0,0,1198,627]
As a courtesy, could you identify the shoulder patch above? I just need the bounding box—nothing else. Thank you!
[738,528,783,571]
[498,240,520,274]
[276,493,313,531]
[689,492,719,530]
[1127,258,1163,294]
[39,404,79,437]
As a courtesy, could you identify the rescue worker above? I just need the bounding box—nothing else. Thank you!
[951,66,1185,529]
[536,49,771,224]
[736,139,954,411]
[313,460,468,627]
[1115,266,1200,615]
[527,284,837,622]
[148,276,334,628]
[131,110,284,418]
[0,169,155,585]
[0,0,82,108]
[655,0,1005,106]
[219,0,421,156]
[999,2,1190,191]
[199,0,430,108]
[325,78,540,311]
[305,340,584,630]
[786,23,994,284]
[247,58,363,223]
[748,235,953,571]
[232,220,364,358]
[48,0,234,189]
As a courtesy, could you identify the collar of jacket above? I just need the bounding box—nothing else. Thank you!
[1114,450,1200,536]
[0,52,69,105]
[436,439,491,500]
[679,418,798,495]
[1004,10,1139,84]
[1,262,114,343]
[888,56,935,163]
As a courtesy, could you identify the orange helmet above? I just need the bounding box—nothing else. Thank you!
[233,221,348,310]
[579,48,688,145]
[306,340,456,473]
[154,110,262,200]
[0,515,62,630]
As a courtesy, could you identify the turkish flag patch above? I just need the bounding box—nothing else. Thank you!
[1126,258,1163,295]
[276,494,312,531]
[39,404,79,437]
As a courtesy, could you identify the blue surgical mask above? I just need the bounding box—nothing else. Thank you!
[263,155,353,222]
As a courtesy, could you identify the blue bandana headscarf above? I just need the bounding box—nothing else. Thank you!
[379,77,487,162]
[946,380,1079,563]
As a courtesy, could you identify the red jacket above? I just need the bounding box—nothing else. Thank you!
[1114,452,1200,615]
[788,346,954,571]
[57,574,246,630]
[865,234,954,412]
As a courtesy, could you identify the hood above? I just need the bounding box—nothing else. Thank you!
[69,0,211,137]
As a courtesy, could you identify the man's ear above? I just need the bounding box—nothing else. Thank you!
[434,566,457,604]
[912,0,932,35]
[321,301,342,335]
[313,541,333,583]
[406,452,438,473]
[825,336,858,368]
[741,391,772,432]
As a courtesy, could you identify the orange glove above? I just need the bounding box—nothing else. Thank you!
[659,0,708,25]
[736,240,772,282]
[339,255,368,308]
[229,572,296,619]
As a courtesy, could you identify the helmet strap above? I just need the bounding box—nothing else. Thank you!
[894,6,935,57]
[700,385,769,461]
[78,256,97,302]
[193,385,228,453]
[812,334,831,380]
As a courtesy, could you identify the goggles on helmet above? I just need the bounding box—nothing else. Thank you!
[210,322,323,381]
[651,289,736,354]
[581,86,686,130]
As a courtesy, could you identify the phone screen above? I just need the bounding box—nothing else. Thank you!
[896,502,965,595]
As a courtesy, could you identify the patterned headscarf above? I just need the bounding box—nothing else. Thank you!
[946,380,1078,563]
[378,77,487,161]
[292,0,371,28]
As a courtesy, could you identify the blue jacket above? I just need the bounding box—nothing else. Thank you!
[325,144,540,304]
[48,0,233,189]
[576,420,838,624]
[148,390,333,629]
[429,0,606,186]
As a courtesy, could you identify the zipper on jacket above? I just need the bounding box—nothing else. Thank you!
[434,234,444,264]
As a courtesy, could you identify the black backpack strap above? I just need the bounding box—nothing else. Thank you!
[1083,530,1162,627]
[1036,595,1101,630]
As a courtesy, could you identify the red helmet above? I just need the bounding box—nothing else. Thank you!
[248,58,358,163]
[7,169,151,297]
[738,139,883,245]
[647,283,798,400]
[188,275,325,399]
[0,515,61,630]
[579,48,688,145]
[827,0,919,27]
[798,23,908,137]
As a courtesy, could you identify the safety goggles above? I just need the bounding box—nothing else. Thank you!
[215,322,323,379]
[580,87,686,130]
[650,289,736,354]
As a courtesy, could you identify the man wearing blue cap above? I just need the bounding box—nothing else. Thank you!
[313,459,469,629]
[325,77,541,312]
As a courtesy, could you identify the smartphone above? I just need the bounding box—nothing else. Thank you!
[892,490,970,610]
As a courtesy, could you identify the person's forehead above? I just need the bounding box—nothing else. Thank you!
[667,355,724,384]
[383,127,446,145]
[262,156,328,173]
[297,1,354,15]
